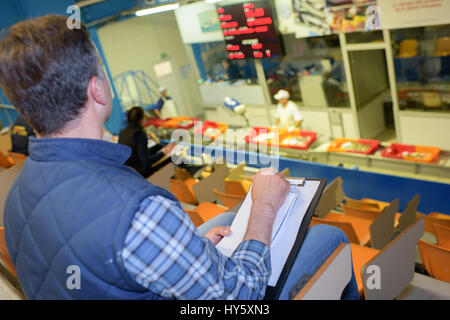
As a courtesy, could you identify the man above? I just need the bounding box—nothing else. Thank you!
[10,114,34,156]
[0,15,358,300]
[153,86,178,119]
[274,89,303,129]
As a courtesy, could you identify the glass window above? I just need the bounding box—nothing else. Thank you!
[391,24,450,112]
[191,41,258,84]
[262,34,350,108]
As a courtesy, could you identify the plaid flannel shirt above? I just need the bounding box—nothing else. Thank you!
[122,195,271,299]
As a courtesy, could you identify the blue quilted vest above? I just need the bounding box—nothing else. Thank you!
[4,137,180,299]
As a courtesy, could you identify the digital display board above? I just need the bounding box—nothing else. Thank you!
[217,1,283,59]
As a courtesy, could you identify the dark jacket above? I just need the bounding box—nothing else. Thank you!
[118,123,164,178]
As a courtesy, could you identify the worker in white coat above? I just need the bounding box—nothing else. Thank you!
[273,89,303,129]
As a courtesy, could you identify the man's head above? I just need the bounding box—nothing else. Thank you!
[0,15,111,137]
[274,89,290,107]
[159,86,167,98]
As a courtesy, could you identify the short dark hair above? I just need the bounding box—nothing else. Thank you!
[0,15,103,135]
[127,106,144,125]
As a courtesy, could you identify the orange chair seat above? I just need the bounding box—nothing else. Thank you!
[214,189,244,208]
[325,212,372,246]
[350,243,380,296]
[0,227,17,278]
[418,240,450,282]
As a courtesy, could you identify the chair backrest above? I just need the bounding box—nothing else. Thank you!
[369,199,399,250]
[398,39,418,58]
[342,204,383,222]
[184,209,204,227]
[192,163,228,203]
[398,194,420,232]
[418,212,450,235]
[225,180,247,197]
[0,161,25,227]
[310,217,359,244]
[418,240,450,282]
[344,196,381,210]
[194,202,228,224]
[315,176,345,219]
[0,227,17,278]
[361,218,424,300]
[226,162,245,181]
[147,162,175,192]
[291,243,352,300]
[0,151,14,169]
[170,178,198,205]
[280,167,290,177]
[434,36,450,56]
[434,224,450,250]
[213,189,244,208]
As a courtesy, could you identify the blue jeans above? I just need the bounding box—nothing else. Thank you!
[197,212,360,300]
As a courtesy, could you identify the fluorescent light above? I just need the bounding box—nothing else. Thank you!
[135,3,180,16]
[205,0,223,3]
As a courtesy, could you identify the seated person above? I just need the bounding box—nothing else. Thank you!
[118,106,175,178]
[11,114,34,155]
[0,15,358,300]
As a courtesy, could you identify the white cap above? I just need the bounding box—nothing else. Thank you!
[274,89,290,100]
[159,86,166,92]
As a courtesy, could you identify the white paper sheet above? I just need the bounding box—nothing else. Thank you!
[216,179,321,286]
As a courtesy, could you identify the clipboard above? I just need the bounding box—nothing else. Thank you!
[215,177,327,300]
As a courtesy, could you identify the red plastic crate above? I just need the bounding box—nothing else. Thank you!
[279,130,317,150]
[245,127,280,146]
[381,143,440,163]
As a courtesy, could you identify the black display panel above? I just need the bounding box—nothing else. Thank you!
[217,1,283,59]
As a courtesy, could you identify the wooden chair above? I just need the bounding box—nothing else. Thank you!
[0,161,25,227]
[225,180,249,197]
[418,240,450,283]
[185,202,229,227]
[342,204,383,222]
[0,227,17,279]
[434,224,450,250]
[146,162,175,192]
[417,212,450,235]
[291,243,353,300]
[214,189,244,208]
[170,178,198,205]
[344,196,382,210]
[397,194,420,232]
[315,176,345,219]
[361,218,425,299]
[0,150,26,169]
[192,163,228,203]
[320,199,400,249]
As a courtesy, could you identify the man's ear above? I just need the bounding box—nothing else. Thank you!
[88,76,106,105]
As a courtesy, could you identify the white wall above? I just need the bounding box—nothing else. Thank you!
[97,12,203,117]
[399,112,450,150]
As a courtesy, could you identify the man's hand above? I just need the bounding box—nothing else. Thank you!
[161,142,176,156]
[204,226,231,246]
[244,168,290,247]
